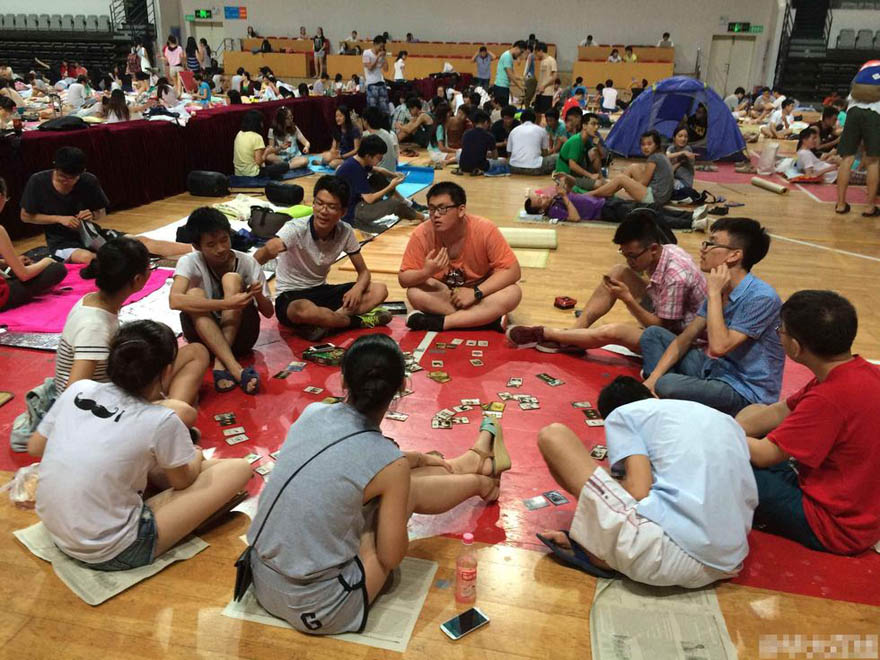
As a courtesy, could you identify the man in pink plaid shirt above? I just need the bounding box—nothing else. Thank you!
[506,210,706,354]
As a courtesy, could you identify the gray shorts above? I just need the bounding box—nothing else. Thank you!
[251,554,369,635]
[78,503,157,571]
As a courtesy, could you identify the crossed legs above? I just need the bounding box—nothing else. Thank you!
[406,279,521,330]
[284,282,389,329]
[587,164,649,201]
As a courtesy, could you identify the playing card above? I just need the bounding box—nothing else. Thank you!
[214,412,235,421]
[453,405,472,413]
[465,340,477,347]
[451,338,464,346]
[519,401,540,410]
[523,495,550,510]
[272,369,291,379]
[583,408,600,419]
[483,410,502,418]
[452,416,470,424]
[285,361,306,372]
[385,411,409,422]
[435,408,456,420]
[243,453,261,464]
[477,340,488,347]
[470,359,484,367]
[428,371,451,383]
[431,418,452,429]
[225,433,249,446]
[406,363,424,373]
[431,360,444,368]
[304,386,324,394]
[507,377,522,388]
[223,426,246,437]
[269,450,280,460]
[255,463,275,477]
[461,398,481,406]
[590,445,608,460]
[471,350,483,357]
[488,401,506,412]
[497,392,513,400]
[571,401,593,408]
[543,490,570,506]
[435,342,447,349]
[586,419,605,427]
[429,348,446,355]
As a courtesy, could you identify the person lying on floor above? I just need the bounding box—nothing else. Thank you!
[0,177,67,311]
[586,131,674,206]
[523,173,606,221]
[400,181,522,332]
[641,218,784,416]
[333,134,425,231]
[254,176,392,342]
[233,110,290,180]
[56,238,208,428]
[169,207,272,395]
[536,376,757,587]
[507,211,706,354]
[20,147,191,265]
[737,290,880,555]
[247,334,509,634]
[29,319,251,572]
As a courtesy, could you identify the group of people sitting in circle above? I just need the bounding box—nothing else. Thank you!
[4,126,877,637]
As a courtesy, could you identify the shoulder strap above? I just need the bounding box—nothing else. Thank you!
[249,428,373,549]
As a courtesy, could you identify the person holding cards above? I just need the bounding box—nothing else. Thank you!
[254,176,392,343]
[246,334,510,635]
[737,290,880,555]
[170,208,274,396]
[28,320,252,572]
[506,212,706,354]
[535,376,757,588]
[400,182,522,332]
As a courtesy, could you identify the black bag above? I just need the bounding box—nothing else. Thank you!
[144,106,180,119]
[248,205,291,238]
[264,182,304,206]
[38,116,88,131]
[187,170,229,197]
[234,430,371,602]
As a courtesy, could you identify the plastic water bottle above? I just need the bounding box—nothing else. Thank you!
[455,533,477,603]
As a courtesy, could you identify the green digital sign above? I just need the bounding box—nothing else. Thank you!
[728,22,751,33]
[195,9,212,18]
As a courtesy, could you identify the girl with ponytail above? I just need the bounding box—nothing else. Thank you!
[246,333,512,635]
[28,319,252,571]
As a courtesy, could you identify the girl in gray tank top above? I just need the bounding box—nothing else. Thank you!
[247,333,513,635]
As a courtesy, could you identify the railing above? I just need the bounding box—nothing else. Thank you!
[774,0,794,87]
[109,0,156,35]
[823,6,834,45]
[214,38,237,64]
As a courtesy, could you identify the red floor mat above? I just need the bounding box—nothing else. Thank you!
[3,319,877,606]
[795,181,868,205]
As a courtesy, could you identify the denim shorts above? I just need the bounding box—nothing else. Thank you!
[83,504,158,572]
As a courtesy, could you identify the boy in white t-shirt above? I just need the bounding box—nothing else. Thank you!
[170,208,274,395]
[761,98,795,139]
[601,78,618,112]
[254,176,391,342]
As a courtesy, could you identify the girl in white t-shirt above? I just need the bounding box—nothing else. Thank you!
[30,319,251,571]
[56,238,209,424]
[394,51,407,81]
[267,106,310,170]
[793,127,839,183]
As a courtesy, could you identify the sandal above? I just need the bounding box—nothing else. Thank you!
[239,366,260,395]
[835,203,851,214]
[536,531,620,579]
[467,416,511,476]
[213,369,236,393]
[861,206,880,217]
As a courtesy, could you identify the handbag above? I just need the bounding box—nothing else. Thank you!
[187,170,229,197]
[264,181,304,206]
[248,205,291,239]
[234,429,371,601]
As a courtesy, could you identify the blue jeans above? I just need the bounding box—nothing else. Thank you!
[79,504,158,571]
[640,326,750,416]
[752,462,827,552]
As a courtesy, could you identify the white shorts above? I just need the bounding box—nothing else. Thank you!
[54,247,79,262]
[569,467,739,588]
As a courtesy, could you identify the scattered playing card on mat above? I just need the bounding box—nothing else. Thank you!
[470,359,484,367]
[497,392,513,400]
[471,350,483,357]
[225,434,249,446]
[586,419,605,427]
[269,450,280,460]
[431,360,444,368]
[243,453,261,464]
[304,386,324,394]
[385,411,409,422]
[466,340,477,347]
[428,371,451,383]
[583,408,601,419]
[431,418,452,429]
[519,401,540,410]
[461,398,480,406]
[255,463,274,477]
[571,401,593,408]
[523,495,550,510]
[452,416,470,424]
[507,377,522,388]
[451,338,464,346]
[223,426,246,437]
[590,445,608,460]
[477,340,488,347]
[543,490,569,506]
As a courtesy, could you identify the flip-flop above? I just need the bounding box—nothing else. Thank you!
[239,366,260,395]
[536,531,620,579]
[861,206,880,217]
[213,369,236,393]
[835,203,851,214]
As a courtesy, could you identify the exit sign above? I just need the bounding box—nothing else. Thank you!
[194,9,212,18]
[749,24,764,33]
[728,22,751,33]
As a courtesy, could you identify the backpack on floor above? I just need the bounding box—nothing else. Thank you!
[187,170,229,197]
[248,206,291,238]
[38,116,88,131]
[264,182,304,206]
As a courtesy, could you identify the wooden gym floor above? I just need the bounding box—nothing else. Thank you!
[2,147,880,658]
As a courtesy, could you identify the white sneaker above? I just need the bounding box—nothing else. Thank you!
[691,205,709,232]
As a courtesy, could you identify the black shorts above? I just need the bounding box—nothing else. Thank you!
[534,95,553,114]
[180,303,260,356]
[275,283,356,326]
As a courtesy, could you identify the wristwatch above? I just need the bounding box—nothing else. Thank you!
[473,285,484,302]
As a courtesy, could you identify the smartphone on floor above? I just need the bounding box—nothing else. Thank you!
[440,607,490,640]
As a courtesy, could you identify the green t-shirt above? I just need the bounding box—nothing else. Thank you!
[555,134,588,175]
[495,50,514,87]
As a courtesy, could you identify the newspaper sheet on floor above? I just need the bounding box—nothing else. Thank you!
[590,578,737,660]
[117,278,183,335]
[13,521,208,606]
[222,556,437,653]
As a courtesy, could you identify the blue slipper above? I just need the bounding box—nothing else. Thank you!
[239,366,260,395]
[536,531,620,579]
[213,369,236,393]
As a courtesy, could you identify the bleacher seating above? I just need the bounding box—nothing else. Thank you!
[0,13,111,34]
[61,15,73,30]
[73,15,86,31]
[15,14,26,30]
[835,29,856,48]
[38,14,49,30]
[49,15,61,30]
[855,29,874,48]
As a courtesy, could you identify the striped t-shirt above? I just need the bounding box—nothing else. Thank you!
[55,297,118,394]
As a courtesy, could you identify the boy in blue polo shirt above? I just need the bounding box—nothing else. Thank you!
[640,217,784,416]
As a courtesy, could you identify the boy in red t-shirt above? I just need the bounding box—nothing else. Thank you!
[738,290,880,554]
[399,181,521,332]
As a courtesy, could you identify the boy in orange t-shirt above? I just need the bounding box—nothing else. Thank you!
[399,181,521,331]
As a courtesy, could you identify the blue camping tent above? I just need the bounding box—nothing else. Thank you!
[605,76,746,161]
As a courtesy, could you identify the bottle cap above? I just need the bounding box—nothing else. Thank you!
[462,533,474,544]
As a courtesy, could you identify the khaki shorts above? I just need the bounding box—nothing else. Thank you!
[838,106,880,158]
